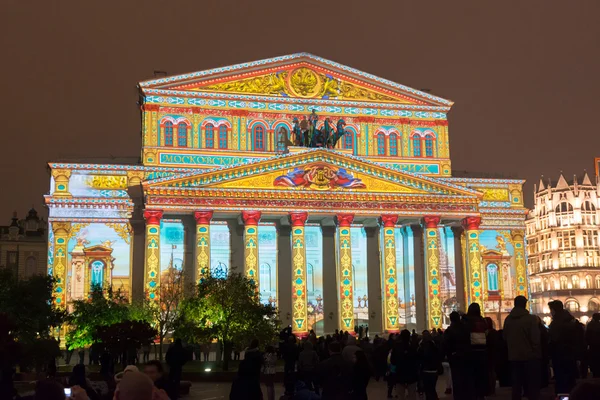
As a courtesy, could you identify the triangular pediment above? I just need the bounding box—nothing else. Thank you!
[144,149,479,197]
[139,53,452,107]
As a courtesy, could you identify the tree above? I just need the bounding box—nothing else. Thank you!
[66,286,130,350]
[132,266,185,361]
[175,271,279,370]
[95,320,157,364]
[0,269,65,371]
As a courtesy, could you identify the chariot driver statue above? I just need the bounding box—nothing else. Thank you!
[290,110,349,149]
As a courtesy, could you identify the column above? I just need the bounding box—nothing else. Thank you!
[144,210,163,302]
[242,211,261,288]
[277,223,292,327]
[424,216,443,329]
[322,225,338,334]
[451,226,466,312]
[463,217,484,310]
[290,212,309,337]
[51,169,72,197]
[365,224,383,334]
[183,216,195,295]
[401,227,412,326]
[411,224,427,331]
[336,213,355,332]
[51,222,71,308]
[131,218,146,302]
[194,211,213,283]
[227,219,244,273]
[511,230,528,297]
[380,215,399,333]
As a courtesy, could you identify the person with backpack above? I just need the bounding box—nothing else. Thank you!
[316,341,353,400]
[548,300,579,395]
[391,330,419,400]
[464,303,489,400]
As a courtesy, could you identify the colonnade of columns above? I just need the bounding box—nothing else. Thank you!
[140,209,489,336]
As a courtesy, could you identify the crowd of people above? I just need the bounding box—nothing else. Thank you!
[231,296,600,400]
[5,295,600,400]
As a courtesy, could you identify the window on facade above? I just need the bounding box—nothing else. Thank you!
[377,133,386,156]
[560,276,568,289]
[543,279,549,291]
[487,264,499,291]
[425,134,435,157]
[586,275,593,289]
[589,299,600,313]
[565,299,580,313]
[25,256,36,277]
[389,133,398,156]
[177,122,187,147]
[254,125,265,151]
[344,132,354,150]
[276,127,288,152]
[205,123,214,148]
[307,263,314,292]
[572,275,580,289]
[90,260,105,288]
[218,125,228,149]
[596,275,600,289]
[412,136,421,157]
[164,121,174,146]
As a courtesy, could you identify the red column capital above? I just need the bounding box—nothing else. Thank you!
[242,211,261,226]
[143,210,163,225]
[380,214,398,228]
[289,212,308,227]
[423,216,441,229]
[194,210,213,225]
[335,213,355,227]
[462,216,482,231]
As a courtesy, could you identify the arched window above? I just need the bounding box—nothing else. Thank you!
[177,122,187,147]
[259,262,272,293]
[377,133,386,155]
[596,275,600,289]
[552,278,558,290]
[307,263,314,292]
[344,132,354,150]
[218,125,228,149]
[565,299,580,313]
[389,133,398,156]
[487,264,499,291]
[555,202,574,214]
[572,275,580,289]
[543,278,549,291]
[254,125,265,151]
[205,123,214,148]
[589,299,600,313]
[560,276,568,289]
[25,256,36,277]
[583,201,596,212]
[164,121,174,146]
[586,275,593,289]
[424,133,435,157]
[90,260,105,288]
[412,135,421,157]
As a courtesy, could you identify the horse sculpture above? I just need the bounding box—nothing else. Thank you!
[291,112,348,149]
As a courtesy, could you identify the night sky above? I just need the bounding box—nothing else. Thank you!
[2,0,600,218]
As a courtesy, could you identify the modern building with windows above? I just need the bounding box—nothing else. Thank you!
[526,170,600,324]
[45,54,527,334]
[0,208,47,279]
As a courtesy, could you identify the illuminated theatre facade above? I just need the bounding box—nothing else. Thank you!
[45,54,528,335]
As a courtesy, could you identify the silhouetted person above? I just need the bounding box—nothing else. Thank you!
[391,329,419,400]
[144,360,178,400]
[165,338,187,395]
[568,381,600,400]
[418,330,442,400]
[464,303,488,400]
[503,295,541,400]
[586,313,600,377]
[34,379,65,400]
[351,350,370,400]
[316,341,353,400]
[69,364,101,400]
[298,341,319,394]
[282,335,298,377]
[243,338,263,380]
[444,311,470,399]
[548,300,578,395]
[230,357,262,400]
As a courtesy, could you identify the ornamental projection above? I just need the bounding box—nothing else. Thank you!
[45,53,527,332]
